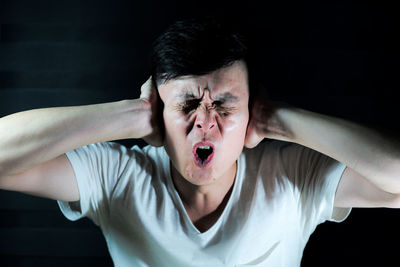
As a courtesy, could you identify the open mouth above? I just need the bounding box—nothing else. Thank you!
[192,142,215,168]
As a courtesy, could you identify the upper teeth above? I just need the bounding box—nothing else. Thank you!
[199,145,211,149]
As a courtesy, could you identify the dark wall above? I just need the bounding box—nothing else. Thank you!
[0,1,399,266]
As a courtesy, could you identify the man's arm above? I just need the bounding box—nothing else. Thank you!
[0,78,160,202]
[245,103,400,208]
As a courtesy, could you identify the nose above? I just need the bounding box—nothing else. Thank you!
[194,107,217,132]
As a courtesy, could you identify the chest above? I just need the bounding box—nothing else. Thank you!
[186,206,225,233]
[184,188,233,233]
[108,198,302,267]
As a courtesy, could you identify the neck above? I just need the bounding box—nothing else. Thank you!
[170,162,237,214]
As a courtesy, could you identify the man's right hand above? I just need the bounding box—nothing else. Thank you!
[139,77,164,147]
[0,77,164,201]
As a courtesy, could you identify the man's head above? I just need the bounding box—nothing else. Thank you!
[151,18,251,185]
[151,17,249,87]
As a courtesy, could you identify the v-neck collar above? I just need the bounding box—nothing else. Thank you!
[163,152,243,237]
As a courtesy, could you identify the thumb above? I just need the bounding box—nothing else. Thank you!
[140,76,155,100]
[245,131,263,148]
[244,121,263,148]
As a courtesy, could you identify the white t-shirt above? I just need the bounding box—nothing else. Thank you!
[58,140,350,267]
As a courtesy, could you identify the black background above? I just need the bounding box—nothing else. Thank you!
[0,0,399,266]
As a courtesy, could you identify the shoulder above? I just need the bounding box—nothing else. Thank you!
[241,140,322,187]
[244,140,327,166]
[108,145,170,211]
[240,140,295,188]
[74,141,167,158]
[242,140,297,165]
[69,142,129,160]
[67,142,169,174]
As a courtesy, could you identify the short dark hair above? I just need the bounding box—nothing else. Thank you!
[151,17,249,87]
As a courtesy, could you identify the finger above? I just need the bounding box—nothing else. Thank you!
[244,124,263,148]
[140,76,153,100]
[245,133,262,148]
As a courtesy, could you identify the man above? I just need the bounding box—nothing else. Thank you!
[0,18,399,266]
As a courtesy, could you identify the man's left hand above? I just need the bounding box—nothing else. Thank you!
[245,100,293,148]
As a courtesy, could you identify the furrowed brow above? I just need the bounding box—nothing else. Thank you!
[176,91,197,101]
[216,92,239,103]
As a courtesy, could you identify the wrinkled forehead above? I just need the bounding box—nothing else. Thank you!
[158,61,249,102]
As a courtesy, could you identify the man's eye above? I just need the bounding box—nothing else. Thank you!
[216,107,231,117]
[215,106,234,117]
[213,101,234,117]
[181,100,200,113]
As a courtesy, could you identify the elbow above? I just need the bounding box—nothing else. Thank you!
[0,163,5,181]
[0,171,5,190]
[0,162,7,189]
[0,154,8,176]
[0,161,13,188]
[388,193,400,208]
[0,163,8,181]
[384,174,400,208]
[380,157,400,195]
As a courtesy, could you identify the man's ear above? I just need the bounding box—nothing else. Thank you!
[248,80,269,122]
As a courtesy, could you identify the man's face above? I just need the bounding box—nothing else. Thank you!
[158,60,249,185]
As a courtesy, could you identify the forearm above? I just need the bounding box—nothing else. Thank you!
[0,99,151,176]
[274,107,400,193]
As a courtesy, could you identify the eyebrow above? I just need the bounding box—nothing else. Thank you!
[215,92,239,103]
[177,92,197,101]
[177,91,239,102]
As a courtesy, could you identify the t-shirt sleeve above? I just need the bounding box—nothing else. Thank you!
[57,142,132,225]
[278,142,351,230]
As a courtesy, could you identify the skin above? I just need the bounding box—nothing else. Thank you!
[157,61,249,227]
[1,58,399,235]
[145,59,400,231]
